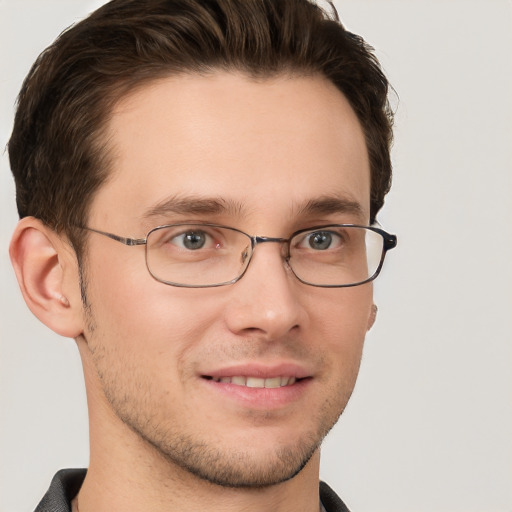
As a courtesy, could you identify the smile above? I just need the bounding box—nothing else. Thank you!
[208,376,297,388]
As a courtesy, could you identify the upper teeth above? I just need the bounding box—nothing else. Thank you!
[211,376,297,388]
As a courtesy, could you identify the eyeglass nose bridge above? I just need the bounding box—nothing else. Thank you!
[245,235,291,265]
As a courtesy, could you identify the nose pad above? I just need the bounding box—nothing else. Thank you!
[241,246,250,265]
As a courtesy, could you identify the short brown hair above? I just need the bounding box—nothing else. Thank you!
[9,0,393,255]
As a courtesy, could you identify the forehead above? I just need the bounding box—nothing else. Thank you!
[90,72,370,230]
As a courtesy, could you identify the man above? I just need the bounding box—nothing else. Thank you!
[8,1,396,511]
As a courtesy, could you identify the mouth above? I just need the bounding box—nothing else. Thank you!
[199,363,312,408]
[203,375,298,388]
[200,367,312,410]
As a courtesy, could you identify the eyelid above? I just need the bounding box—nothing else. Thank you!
[170,225,214,237]
[143,219,226,236]
[296,226,346,237]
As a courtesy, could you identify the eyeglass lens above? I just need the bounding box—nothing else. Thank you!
[145,224,386,288]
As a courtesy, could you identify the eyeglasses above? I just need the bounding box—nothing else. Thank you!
[81,223,397,288]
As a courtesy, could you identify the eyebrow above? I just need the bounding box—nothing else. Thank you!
[142,195,245,220]
[295,195,366,221]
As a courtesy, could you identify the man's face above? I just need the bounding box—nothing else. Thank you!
[80,72,373,486]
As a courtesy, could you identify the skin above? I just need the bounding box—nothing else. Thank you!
[11,72,375,512]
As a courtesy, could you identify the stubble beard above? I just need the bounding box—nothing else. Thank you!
[88,334,351,490]
[131,421,323,488]
[95,355,351,489]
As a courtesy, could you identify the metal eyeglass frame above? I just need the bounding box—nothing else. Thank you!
[80,223,397,288]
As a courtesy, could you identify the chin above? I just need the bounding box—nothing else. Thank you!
[130,410,339,489]
[160,436,320,488]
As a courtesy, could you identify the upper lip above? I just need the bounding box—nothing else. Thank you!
[201,362,312,380]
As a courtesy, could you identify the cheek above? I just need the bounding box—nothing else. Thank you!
[304,285,372,370]
[83,253,224,365]
[306,284,373,337]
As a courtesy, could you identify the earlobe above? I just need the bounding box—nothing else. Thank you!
[367,304,378,331]
[9,217,84,339]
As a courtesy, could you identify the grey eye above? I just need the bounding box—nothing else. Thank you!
[308,231,333,250]
[181,231,207,250]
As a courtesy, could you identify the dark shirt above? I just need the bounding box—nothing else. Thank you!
[34,469,350,512]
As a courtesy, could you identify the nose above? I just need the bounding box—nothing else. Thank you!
[223,241,306,340]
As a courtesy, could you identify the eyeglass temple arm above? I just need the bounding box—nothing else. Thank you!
[82,227,147,246]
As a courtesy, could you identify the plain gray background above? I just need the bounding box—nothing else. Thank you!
[1,1,511,511]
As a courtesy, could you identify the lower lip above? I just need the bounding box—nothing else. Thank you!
[201,378,312,410]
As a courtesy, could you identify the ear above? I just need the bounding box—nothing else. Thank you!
[367,304,378,331]
[9,217,84,338]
